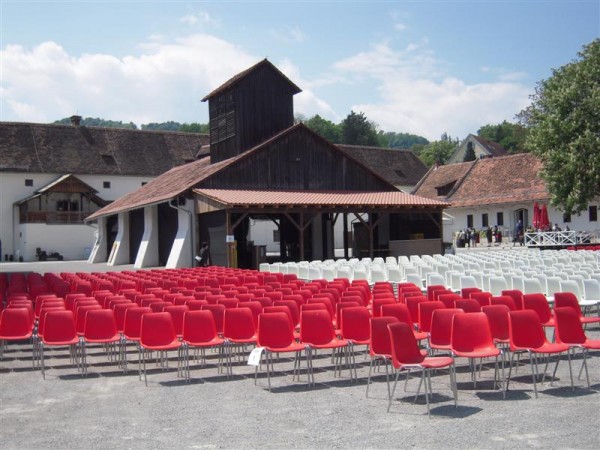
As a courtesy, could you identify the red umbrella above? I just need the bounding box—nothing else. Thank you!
[532,202,540,229]
[540,204,550,231]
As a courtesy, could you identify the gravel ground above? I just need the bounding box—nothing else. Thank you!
[1,260,599,449]
[1,330,599,449]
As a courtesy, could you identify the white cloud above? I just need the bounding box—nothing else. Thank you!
[394,23,407,31]
[180,14,198,25]
[330,41,531,140]
[270,26,307,44]
[0,36,257,125]
[179,11,218,27]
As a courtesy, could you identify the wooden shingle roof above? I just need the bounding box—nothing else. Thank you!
[0,122,209,176]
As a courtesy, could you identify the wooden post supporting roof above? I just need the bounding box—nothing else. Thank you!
[284,212,316,262]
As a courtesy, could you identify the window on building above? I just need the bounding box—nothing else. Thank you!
[273,229,280,243]
[563,212,571,223]
[589,205,598,222]
[24,179,33,187]
[482,213,488,228]
[496,212,504,226]
[141,182,147,186]
[101,154,117,165]
[103,181,111,189]
[467,214,473,228]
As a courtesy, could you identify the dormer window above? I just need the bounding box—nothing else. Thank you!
[435,180,457,196]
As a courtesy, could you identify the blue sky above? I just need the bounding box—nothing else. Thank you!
[1,0,598,140]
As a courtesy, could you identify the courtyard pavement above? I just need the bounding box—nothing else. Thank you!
[1,260,599,449]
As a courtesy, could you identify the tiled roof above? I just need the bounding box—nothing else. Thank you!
[473,135,508,157]
[201,59,301,102]
[335,144,428,188]
[86,156,233,220]
[412,161,475,200]
[414,153,550,207]
[193,188,449,208]
[0,122,209,176]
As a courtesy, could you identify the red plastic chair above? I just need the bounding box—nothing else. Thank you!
[490,295,518,311]
[81,309,121,375]
[554,292,600,325]
[256,312,309,391]
[163,305,190,337]
[380,303,428,342]
[451,312,504,394]
[387,322,457,415]
[121,306,153,373]
[427,285,447,301]
[300,309,350,384]
[455,299,481,313]
[429,309,464,353]
[405,296,428,325]
[481,305,511,346]
[139,312,183,386]
[372,297,396,318]
[366,316,400,399]
[470,292,492,308]
[40,310,80,379]
[502,290,524,310]
[507,310,571,398]
[201,304,226,335]
[340,306,371,379]
[461,287,482,299]
[181,310,225,379]
[523,293,554,328]
[223,308,257,376]
[0,308,34,365]
[437,293,461,308]
[418,301,445,334]
[554,306,600,390]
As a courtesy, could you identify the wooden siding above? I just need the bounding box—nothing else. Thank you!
[209,65,295,164]
[201,127,394,191]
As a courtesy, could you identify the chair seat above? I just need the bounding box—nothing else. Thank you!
[227,336,257,345]
[514,342,569,354]
[308,338,348,350]
[348,338,370,346]
[85,335,120,344]
[414,331,428,341]
[421,356,454,369]
[142,340,182,351]
[0,331,33,340]
[453,345,500,358]
[43,337,79,346]
[581,339,600,350]
[580,316,600,324]
[265,342,305,353]
[184,337,225,347]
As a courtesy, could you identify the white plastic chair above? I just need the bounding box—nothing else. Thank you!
[353,266,370,283]
[489,277,508,296]
[322,266,336,282]
[336,265,353,282]
[522,278,543,295]
[559,280,596,307]
[459,275,478,291]
[370,266,388,283]
[406,273,426,291]
[427,273,447,288]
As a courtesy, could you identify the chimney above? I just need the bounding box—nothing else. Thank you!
[70,115,82,126]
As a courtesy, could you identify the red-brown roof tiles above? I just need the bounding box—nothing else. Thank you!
[193,189,449,208]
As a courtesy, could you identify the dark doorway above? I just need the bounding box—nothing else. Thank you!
[106,215,118,257]
[129,208,144,263]
[157,203,178,266]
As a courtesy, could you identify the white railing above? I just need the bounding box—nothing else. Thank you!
[524,230,599,247]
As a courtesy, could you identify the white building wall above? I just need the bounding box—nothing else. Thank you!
[0,172,152,261]
[166,205,193,269]
[17,223,96,261]
[135,205,159,268]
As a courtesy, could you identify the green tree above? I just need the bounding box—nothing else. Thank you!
[54,117,137,129]
[376,131,429,149]
[477,121,528,153]
[463,143,477,162]
[142,121,182,131]
[178,122,210,133]
[419,139,456,166]
[303,114,342,142]
[518,39,600,215]
[340,111,379,146]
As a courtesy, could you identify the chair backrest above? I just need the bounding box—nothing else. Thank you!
[508,310,547,350]
[553,292,583,316]
[340,306,370,342]
[437,293,460,308]
[426,284,446,301]
[429,308,463,347]
[84,309,118,340]
[554,306,587,345]
[380,303,412,325]
[113,303,139,332]
[123,307,153,340]
[501,290,524,310]
[300,310,336,345]
[490,295,517,311]
[481,304,510,341]
[582,279,600,300]
[76,305,102,334]
[140,312,177,347]
[257,312,295,349]
[559,280,582,299]
[405,296,428,324]
[387,322,425,368]
[522,293,552,324]
[273,300,300,327]
[369,316,400,357]
[461,287,482,299]
[223,307,256,340]
[42,310,77,344]
[182,310,219,344]
[418,301,445,333]
[451,312,495,353]
[201,304,226,333]
[470,291,492,307]
[455,299,481,313]
[489,276,508,296]
[0,308,33,338]
[163,305,190,336]
[372,297,396,318]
